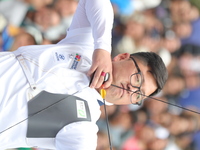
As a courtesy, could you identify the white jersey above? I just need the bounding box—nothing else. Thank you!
[0,0,113,149]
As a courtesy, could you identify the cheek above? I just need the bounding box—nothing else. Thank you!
[116,94,132,105]
[119,96,131,105]
[115,70,132,84]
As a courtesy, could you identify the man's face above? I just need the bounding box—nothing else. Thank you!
[105,53,157,105]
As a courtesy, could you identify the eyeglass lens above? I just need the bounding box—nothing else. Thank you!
[130,73,144,105]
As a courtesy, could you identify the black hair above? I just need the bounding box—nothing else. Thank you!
[130,52,168,96]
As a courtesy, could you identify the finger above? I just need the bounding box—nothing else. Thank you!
[87,64,97,77]
[94,71,112,89]
[94,71,107,88]
[88,64,98,88]
[89,68,102,88]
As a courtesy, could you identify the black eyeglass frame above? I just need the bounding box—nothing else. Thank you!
[129,57,144,105]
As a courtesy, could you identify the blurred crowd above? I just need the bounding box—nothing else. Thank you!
[1,0,200,150]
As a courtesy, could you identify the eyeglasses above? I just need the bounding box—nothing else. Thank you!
[129,57,144,105]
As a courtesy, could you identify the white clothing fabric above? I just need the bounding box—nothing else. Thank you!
[0,46,101,150]
[58,0,113,53]
[0,0,114,149]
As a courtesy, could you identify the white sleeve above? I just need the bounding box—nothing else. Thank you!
[55,121,99,150]
[69,0,114,52]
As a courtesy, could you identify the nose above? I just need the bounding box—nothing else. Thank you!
[127,84,138,93]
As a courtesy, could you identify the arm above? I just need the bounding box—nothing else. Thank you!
[87,0,114,89]
[70,0,114,88]
[70,0,113,52]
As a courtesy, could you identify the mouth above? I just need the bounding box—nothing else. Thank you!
[120,83,124,98]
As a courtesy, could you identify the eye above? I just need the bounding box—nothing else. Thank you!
[133,74,142,87]
[136,93,141,100]
[136,74,140,83]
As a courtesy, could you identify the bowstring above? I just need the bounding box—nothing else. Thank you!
[111,84,200,115]
[1,84,200,135]
[0,88,85,135]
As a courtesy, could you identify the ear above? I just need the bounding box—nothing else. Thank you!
[113,53,130,62]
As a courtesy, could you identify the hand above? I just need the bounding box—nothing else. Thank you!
[87,49,112,89]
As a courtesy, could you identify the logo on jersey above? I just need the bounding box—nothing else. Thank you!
[76,100,87,118]
[59,54,65,60]
[70,53,81,70]
[55,52,65,61]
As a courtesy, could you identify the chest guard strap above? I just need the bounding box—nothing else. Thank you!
[27,90,91,138]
